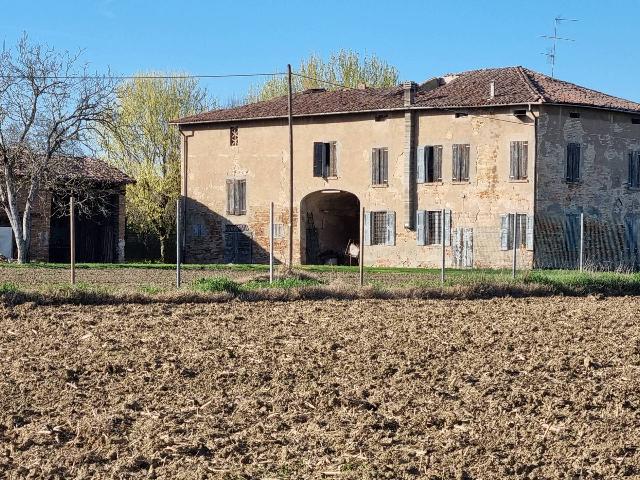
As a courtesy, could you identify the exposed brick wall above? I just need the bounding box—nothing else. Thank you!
[535,105,640,268]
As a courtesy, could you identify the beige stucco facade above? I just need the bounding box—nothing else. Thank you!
[180,104,548,268]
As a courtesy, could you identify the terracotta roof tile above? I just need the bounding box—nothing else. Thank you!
[174,67,640,125]
[175,86,404,124]
[51,157,134,185]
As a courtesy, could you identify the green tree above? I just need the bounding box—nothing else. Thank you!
[101,74,210,262]
[248,49,399,102]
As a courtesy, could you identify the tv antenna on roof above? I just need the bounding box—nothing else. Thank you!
[540,16,578,78]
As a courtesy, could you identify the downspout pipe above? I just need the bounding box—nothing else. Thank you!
[179,127,194,261]
[403,81,417,229]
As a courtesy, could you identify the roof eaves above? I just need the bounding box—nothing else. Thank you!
[173,106,409,125]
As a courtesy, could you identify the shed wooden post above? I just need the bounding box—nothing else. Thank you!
[70,196,76,285]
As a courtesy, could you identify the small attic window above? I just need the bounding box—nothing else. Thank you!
[230,126,238,146]
[513,109,527,117]
[375,114,388,122]
[455,112,468,118]
[632,118,640,125]
[569,112,581,118]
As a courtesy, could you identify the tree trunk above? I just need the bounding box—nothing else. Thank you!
[159,235,167,264]
[15,236,28,263]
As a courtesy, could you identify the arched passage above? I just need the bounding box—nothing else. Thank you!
[300,190,360,265]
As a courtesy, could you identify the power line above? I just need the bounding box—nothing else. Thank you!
[0,72,287,80]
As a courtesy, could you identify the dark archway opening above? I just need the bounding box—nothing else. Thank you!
[300,190,360,265]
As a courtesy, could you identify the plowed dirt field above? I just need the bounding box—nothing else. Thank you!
[1,297,639,478]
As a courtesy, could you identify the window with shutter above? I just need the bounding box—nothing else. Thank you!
[424,210,443,245]
[566,143,581,182]
[226,179,246,216]
[500,213,527,250]
[313,141,338,177]
[453,144,470,181]
[509,141,528,180]
[416,210,426,245]
[368,211,395,245]
[371,147,388,185]
[629,151,640,189]
[425,146,443,182]
[417,146,426,183]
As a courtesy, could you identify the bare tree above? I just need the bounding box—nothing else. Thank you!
[0,34,115,263]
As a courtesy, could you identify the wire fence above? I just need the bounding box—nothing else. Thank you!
[10,199,640,292]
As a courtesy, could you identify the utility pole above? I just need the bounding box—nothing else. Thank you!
[540,16,577,77]
[287,64,294,270]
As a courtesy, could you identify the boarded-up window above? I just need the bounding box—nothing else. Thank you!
[499,213,528,250]
[313,142,337,177]
[226,179,246,215]
[230,126,238,146]
[453,228,473,267]
[452,144,470,182]
[365,211,395,246]
[566,143,581,182]
[629,151,640,188]
[509,141,528,180]
[371,147,389,185]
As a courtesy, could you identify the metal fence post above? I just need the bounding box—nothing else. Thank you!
[441,208,446,285]
[512,212,518,279]
[176,198,181,288]
[359,207,365,287]
[269,202,274,283]
[70,196,76,285]
[579,212,584,272]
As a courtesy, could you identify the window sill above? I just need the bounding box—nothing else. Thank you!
[451,180,471,185]
[509,178,529,183]
[420,181,444,186]
[564,180,581,185]
[324,176,339,180]
[626,186,640,192]
[371,184,389,188]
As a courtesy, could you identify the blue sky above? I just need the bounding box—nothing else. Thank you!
[2,0,638,105]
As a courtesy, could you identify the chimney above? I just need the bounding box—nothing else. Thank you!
[403,81,417,107]
[489,81,495,99]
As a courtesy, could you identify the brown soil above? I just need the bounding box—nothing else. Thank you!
[1,297,639,478]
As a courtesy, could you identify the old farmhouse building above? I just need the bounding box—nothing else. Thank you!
[174,67,640,268]
[0,157,132,263]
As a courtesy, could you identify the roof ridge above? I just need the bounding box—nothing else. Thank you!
[516,66,545,103]
[523,67,640,106]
